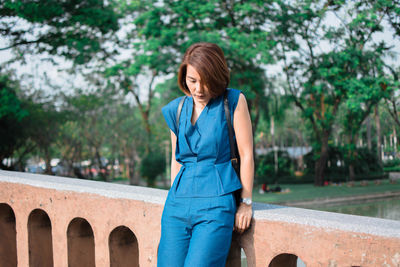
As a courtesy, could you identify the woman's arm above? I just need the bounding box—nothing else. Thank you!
[233,93,254,233]
[170,130,182,187]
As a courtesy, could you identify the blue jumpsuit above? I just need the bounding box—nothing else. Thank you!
[157,88,243,267]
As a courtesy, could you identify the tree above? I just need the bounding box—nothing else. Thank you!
[340,51,391,181]
[56,120,86,178]
[271,0,394,185]
[62,87,116,180]
[0,0,121,64]
[22,94,65,174]
[107,0,276,139]
[0,71,65,172]
[384,67,400,132]
[0,71,29,169]
[105,102,147,185]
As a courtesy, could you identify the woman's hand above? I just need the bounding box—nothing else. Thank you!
[234,203,253,234]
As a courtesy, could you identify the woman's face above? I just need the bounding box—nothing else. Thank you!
[186,64,212,106]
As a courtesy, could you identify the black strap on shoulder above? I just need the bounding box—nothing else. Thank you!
[176,96,186,132]
[224,90,240,176]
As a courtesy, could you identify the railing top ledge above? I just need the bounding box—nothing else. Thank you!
[0,170,167,204]
[1,170,400,239]
[252,202,400,239]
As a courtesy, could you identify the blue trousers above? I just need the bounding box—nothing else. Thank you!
[157,191,237,267]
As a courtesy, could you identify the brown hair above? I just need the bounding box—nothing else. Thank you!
[178,42,230,98]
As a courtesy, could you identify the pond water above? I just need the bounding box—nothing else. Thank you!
[311,197,400,221]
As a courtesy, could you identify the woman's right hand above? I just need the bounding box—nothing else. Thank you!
[234,203,253,234]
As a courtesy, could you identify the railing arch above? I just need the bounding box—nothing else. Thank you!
[28,208,54,267]
[67,217,95,267]
[0,203,17,267]
[268,253,299,267]
[109,225,139,267]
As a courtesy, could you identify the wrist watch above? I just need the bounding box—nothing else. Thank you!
[240,197,252,205]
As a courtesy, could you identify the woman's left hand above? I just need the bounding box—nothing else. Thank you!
[234,203,253,234]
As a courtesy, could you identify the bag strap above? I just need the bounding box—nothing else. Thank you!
[223,90,240,168]
[176,96,186,132]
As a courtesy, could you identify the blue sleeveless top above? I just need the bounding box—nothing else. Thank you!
[162,88,242,197]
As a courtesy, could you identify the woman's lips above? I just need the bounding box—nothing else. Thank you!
[195,94,206,98]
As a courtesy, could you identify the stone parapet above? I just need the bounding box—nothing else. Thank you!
[0,170,399,267]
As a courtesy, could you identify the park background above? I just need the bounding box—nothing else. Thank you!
[1,0,400,220]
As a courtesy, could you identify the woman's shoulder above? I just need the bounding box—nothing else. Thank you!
[162,96,188,119]
[226,88,243,111]
[227,88,241,93]
[227,88,242,98]
[162,95,187,111]
[161,95,187,135]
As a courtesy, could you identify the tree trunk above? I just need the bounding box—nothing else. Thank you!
[314,132,329,186]
[44,147,53,175]
[95,148,107,181]
[128,159,137,185]
[125,148,140,186]
[347,133,357,182]
[366,115,372,150]
[110,158,115,180]
[349,163,355,181]
[375,106,382,162]
[393,126,397,154]
[348,141,355,182]
[252,95,261,136]
[271,116,278,175]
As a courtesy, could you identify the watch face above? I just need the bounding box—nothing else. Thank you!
[241,198,252,205]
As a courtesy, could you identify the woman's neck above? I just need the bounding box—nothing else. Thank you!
[193,98,208,110]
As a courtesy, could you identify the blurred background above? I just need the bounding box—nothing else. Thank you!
[1,0,400,219]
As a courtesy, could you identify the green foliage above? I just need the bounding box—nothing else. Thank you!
[256,150,292,184]
[22,93,66,173]
[2,0,400,185]
[0,71,66,171]
[383,159,400,168]
[140,150,165,187]
[303,146,383,181]
[0,73,29,167]
[383,166,400,172]
[0,73,27,120]
[270,0,396,184]
[350,147,383,174]
[0,0,122,64]
[110,0,277,131]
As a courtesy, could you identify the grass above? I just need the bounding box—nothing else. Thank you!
[253,179,400,204]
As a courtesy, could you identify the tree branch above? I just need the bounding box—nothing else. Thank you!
[0,39,42,51]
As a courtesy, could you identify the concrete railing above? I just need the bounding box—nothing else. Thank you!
[0,170,399,267]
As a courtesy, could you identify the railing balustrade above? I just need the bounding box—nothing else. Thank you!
[1,170,399,267]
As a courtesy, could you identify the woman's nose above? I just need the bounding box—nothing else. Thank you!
[195,82,203,93]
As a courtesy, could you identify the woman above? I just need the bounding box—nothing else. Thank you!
[158,42,254,267]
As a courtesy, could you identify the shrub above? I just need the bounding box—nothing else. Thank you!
[140,151,165,187]
[383,158,400,168]
[256,150,293,184]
